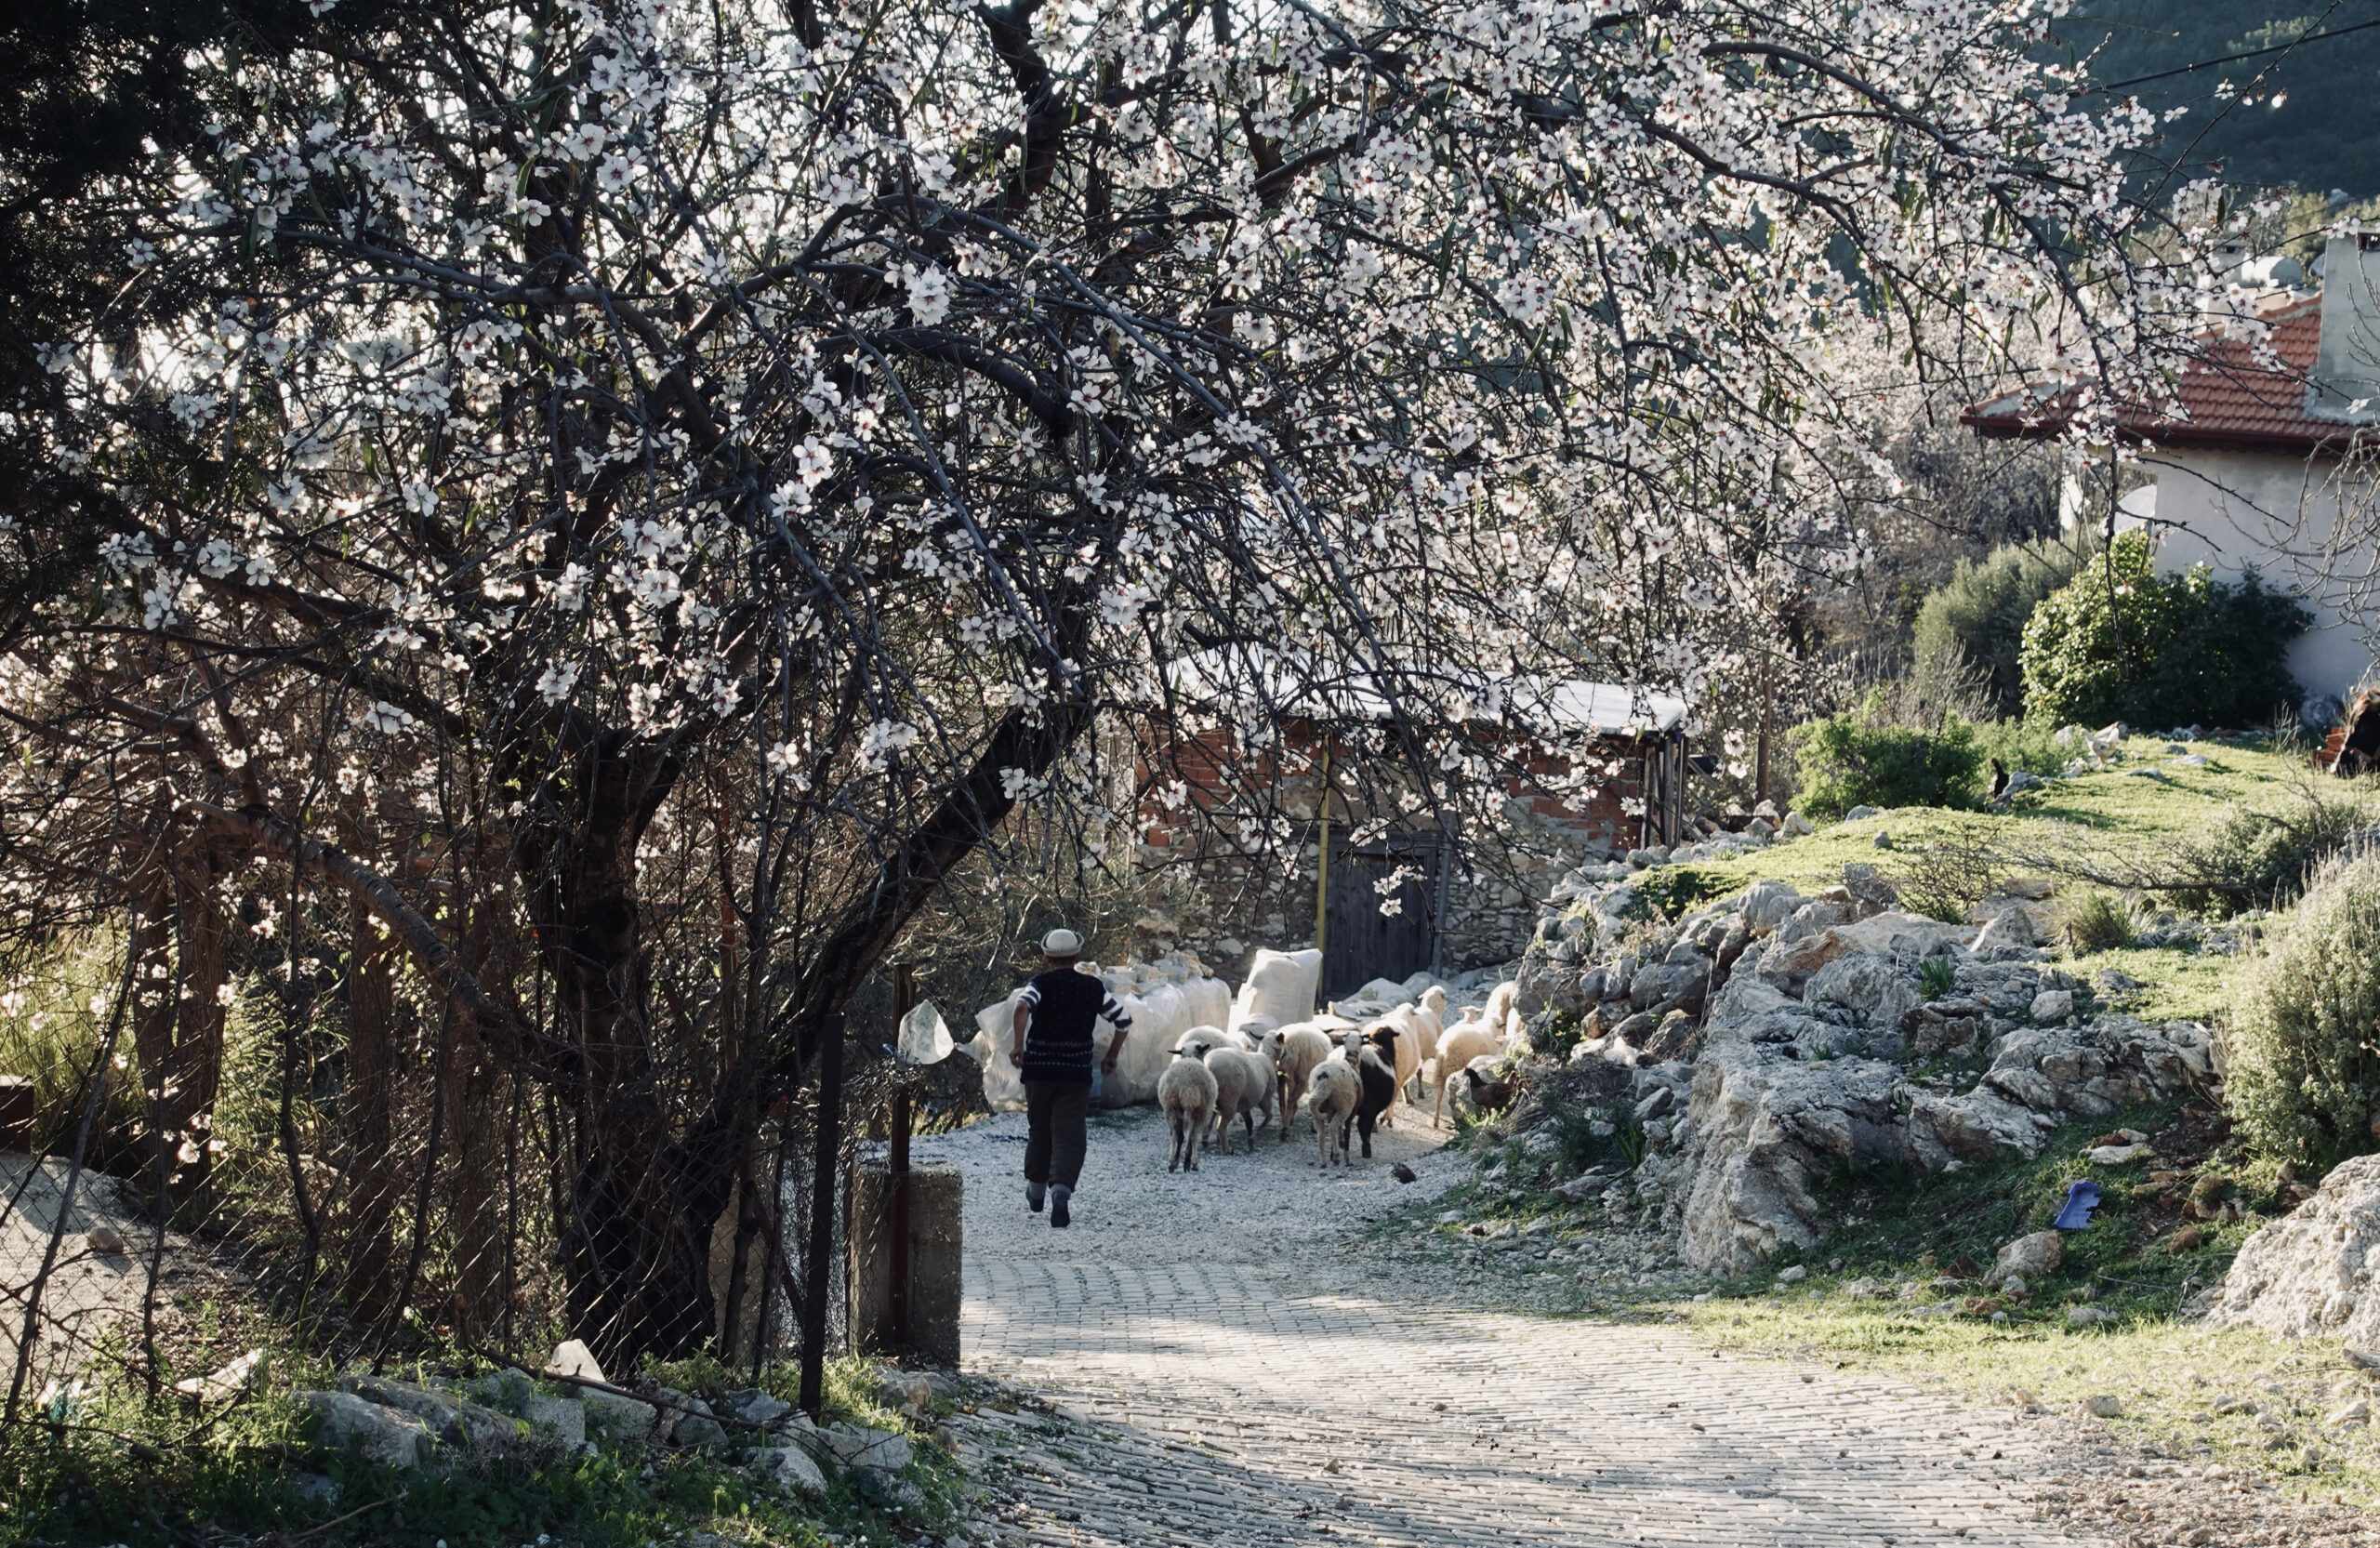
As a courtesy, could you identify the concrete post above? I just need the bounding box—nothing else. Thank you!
[846,1158,962,1368]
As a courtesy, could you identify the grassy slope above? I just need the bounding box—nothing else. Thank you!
[1654,736,2306,1020]
[1482,735,2380,1502]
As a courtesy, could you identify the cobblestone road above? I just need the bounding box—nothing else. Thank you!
[915,1105,2098,1548]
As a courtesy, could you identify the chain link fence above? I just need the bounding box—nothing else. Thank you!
[0,916,933,1431]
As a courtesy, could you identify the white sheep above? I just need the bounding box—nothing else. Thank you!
[1158,1052,1220,1172]
[1431,1018,1506,1128]
[1414,986,1448,1064]
[1482,978,1519,1030]
[1272,1024,1334,1137]
[1307,1058,1360,1167]
[1182,1027,1277,1154]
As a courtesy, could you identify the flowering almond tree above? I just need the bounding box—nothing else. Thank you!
[0,0,2209,1362]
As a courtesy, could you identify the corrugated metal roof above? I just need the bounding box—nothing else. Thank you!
[1964,293,2368,455]
[1161,645,1687,735]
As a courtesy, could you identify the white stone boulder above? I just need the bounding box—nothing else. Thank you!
[298,1390,436,1469]
[1803,954,1919,1031]
[2204,1154,2380,1345]
[755,1442,829,1497]
[1988,1230,2064,1287]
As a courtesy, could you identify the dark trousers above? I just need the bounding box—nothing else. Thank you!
[1024,1079,1091,1189]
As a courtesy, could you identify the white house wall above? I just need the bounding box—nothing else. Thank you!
[2142,447,2378,706]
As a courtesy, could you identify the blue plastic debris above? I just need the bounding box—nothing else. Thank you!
[2053,1180,2103,1231]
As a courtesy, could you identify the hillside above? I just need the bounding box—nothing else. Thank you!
[2055,2,2380,196]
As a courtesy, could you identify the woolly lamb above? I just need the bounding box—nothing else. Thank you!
[1307,1058,1360,1167]
[1158,1052,1220,1172]
[1415,986,1448,1064]
[1273,1025,1334,1137]
[1183,1028,1277,1154]
[1365,1004,1426,1112]
[1431,1022,1506,1128]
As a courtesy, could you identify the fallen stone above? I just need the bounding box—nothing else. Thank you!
[2087,1143,2149,1165]
[298,1390,435,1469]
[524,1394,585,1447]
[721,1387,794,1428]
[2328,1398,2371,1427]
[85,1224,128,1255]
[2030,989,2074,1023]
[2069,1306,2114,1328]
[754,1442,829,1497]
[2083,1394,2122,1417]
[1844,805,1882,821]
[546,1339,605,1383]
[824,1422,913,1474]
[174,1348,265,1408]
[2204,1154,2380,1345]
[652,1387,729,1449]
[1988,1231,2063,1287]
[580,1386,657,1447]
[342,1376,528,1458]
[1777,1264,1807,1284]
[1739,880,1805,933]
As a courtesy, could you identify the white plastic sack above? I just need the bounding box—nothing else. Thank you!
[898,999,955,1065]
[1228,947,1322,1035]
[1181,973,1231,1034]
[975,992,1028,1110]
[1101,983,1184,1107]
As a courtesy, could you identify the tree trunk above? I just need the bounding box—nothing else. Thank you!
[341,906,400,1320]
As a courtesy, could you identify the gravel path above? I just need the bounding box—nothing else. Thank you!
[909,1101,2101,1548]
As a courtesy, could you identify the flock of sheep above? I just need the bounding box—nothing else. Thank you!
[1157,979,1523,1172]
[972,946,1524,1173]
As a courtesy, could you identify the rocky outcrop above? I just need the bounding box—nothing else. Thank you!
[2203,1154,2380,1345]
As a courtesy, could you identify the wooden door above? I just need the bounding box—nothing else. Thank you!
[1322,842,1435,999]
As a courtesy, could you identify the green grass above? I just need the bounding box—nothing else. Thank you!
[1681,738,2309,900]
[0,1351,959,1548]
[1645,1097,2380,1502]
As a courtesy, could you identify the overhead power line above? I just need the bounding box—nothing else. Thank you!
[2089,16,2380,93]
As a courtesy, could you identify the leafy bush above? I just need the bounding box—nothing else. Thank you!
[1789,695,1985,818]
[1913,538,2095,717]
[2168,781,2380,917]
[2019,531,2310,729]
[1970,715,2070,780]
[2227,846,2380,1171]
[2063,892,2136,954]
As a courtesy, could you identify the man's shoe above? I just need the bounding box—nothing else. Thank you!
[1050,1185,1071,1228]
[1026,1181,1046,1213]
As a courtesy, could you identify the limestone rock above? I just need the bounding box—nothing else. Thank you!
[173,1348,265,1408]
[581,1385,657,1447]
[2204,1154,2380,1346]
[1803,954,1919,1031]
[341,1376,528,1459]
[545,1338,606,1383]
[652,1387,729,1449]
[85,1224,128,1255]
[721,1387,794,1428]
[298,1390,435,1469]
[1739,880,1805,933]
[2030,989,2075,1023]
[1754,929,1858,995]
[524,1394,586,1446]
[1668,1043,1911,1274]
[1988,1231,2063,1287]
[824,1422,913,1474]
[754,1442,829,1497]
[2083,1393,2122,1416]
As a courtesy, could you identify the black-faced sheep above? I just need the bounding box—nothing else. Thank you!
[1158,1050,1220,1172]
[1350,1027,1400,1159]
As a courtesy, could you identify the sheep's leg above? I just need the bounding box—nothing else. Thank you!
[1166,1112,1182,1172]
[1357,1112,1376,1159]
[1185,1109,1204,1171]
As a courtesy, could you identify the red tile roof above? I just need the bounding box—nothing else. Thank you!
[1964,294,2366,455]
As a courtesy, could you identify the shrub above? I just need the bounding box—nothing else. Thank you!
[2019,530,2310,729]
[2227,846,2380,1171]
[1913,538,2095,717]
[2168,780,2380,917]
[2063,892,2135,954]
[1788,696,1985,818]
[1971,715,2069,780]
